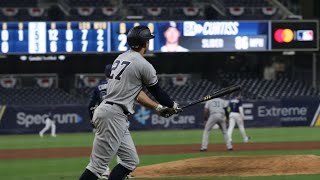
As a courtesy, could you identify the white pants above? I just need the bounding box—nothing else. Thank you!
[227,112,248,142]
[201,113,232,150]
[39,118,56,136]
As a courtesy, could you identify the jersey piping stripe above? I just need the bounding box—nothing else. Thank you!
[145,79,158,87]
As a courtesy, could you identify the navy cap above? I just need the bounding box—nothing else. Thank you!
[127,26,155,49]
[105,64,112,78]
[164,21,178,31]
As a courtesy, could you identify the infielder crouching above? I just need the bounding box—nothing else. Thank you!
[200,98,232,151]
[39,111,56,137]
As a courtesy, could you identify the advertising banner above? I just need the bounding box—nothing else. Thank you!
[243,97,320,127]
[129,104,204,130]
[0,105,92,134]
[0,97,319,134]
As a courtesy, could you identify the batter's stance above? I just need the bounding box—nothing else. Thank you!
[227,94,250,143]
[200,98,232,151]
[79,26,181,180]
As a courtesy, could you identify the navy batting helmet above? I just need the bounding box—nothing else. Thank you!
[127,26,154,49]
[105,64,112,78]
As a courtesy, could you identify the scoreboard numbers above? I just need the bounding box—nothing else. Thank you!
[18,23,24,41]
[235,36,249,50]
[1,23,9,53]
[81,29,88,52]
[66,30,73,41]
[96,29,104,52]
[49,22,58,52]
[0,20,317,54]
[118,23,128,51]
[1,29,9,41]
[118,34,127,51]
[66,22,73,52]
[48,29,58,41]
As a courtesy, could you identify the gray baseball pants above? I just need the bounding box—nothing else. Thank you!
[201,113,232,150]
[86,103,139,178]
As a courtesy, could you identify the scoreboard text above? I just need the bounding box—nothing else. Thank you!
[0,20,318,54]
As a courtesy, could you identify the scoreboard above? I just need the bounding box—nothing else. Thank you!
[0,20,318,54]
[0,22,109,54]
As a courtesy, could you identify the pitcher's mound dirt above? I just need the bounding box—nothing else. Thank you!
[133,155,320,178]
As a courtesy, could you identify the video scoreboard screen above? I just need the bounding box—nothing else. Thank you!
[0,22,110,54]
[0,20,318,54]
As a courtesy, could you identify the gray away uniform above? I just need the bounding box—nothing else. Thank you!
[201,98,232,150]
[86,50,158,178]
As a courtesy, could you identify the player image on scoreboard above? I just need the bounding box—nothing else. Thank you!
[160,21,188,52]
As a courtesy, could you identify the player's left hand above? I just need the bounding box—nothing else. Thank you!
[172,102,183,114]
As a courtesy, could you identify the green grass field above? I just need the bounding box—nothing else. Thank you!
[1,127,320,180]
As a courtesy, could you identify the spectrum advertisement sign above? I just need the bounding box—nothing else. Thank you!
[0,105,92,134]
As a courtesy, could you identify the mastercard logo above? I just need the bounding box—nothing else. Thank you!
[274,29,294,43]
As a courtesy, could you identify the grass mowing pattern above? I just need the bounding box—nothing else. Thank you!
[1,150,320,180]
[0,127,319,150]
[0,127,320,179]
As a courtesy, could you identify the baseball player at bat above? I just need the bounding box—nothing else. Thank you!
[200,97,233,151]
[87,64,134,179]
[227,93,250,143]
[79,25,182,180]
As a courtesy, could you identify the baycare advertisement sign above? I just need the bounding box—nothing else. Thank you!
[129,104,204,130]
[0,105,92,134]
[242,97,320,127]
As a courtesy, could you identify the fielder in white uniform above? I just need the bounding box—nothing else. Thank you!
[39,112,56,137]
[200,98,232,151]
[227,94,250,143]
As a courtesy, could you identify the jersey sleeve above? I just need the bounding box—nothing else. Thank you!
[204,101,209,109]
[141,61,158,87]
[223,100,229,108]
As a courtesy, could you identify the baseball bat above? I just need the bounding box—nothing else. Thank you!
[181,85,241,109]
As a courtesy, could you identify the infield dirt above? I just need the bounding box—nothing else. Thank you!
[132,155,320,178]
[1,141,320,177]
[1,141,320,159]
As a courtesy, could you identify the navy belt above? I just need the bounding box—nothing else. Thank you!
[105,101,130,115]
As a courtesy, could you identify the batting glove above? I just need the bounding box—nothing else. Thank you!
[172,102,183,113]
[155,104,176,118]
